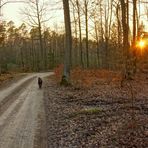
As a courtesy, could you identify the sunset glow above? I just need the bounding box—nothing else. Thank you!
[138,40,145,49]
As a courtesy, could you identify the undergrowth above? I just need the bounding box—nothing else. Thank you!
[54,65,121,88]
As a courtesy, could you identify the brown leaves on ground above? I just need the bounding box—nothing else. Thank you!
[44,68,148,147]
[0,73,14,85]
[0,72,26,87]
[54,65,121,88]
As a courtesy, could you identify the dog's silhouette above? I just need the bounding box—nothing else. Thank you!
[38,77,42,89]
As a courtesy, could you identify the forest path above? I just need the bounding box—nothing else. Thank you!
[0,72,52,148]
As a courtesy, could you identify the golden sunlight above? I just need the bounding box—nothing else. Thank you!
[137,40,145,49]
[138,40,145,49]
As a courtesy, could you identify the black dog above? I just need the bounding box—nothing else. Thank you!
[38,77,43,89]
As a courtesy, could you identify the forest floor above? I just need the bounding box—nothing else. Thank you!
[44,71,148,148]
[0,73,27,88]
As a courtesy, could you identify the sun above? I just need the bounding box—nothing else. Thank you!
[138,40,145,49]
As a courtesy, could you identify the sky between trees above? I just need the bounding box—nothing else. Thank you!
[1,0,148,32]
[1,0,64,28]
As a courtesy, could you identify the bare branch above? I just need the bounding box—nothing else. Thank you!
[0,0,27,8]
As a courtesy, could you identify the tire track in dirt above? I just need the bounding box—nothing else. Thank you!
[33,93,48,148]
[0,77,36,116]
[0,72,51,148]
[0,81,36,148]
[0,79,35,134]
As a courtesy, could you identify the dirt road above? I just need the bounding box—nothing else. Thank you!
[0,72,52,148]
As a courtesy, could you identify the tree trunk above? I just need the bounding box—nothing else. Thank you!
[120,0,131,79]
[61,0,72,85]
[94,15,100,68]
[76,0,84,67]
[35,0,44,70]
[85,0,89,68]
[133,0,137,45]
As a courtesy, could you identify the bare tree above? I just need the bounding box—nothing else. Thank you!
[133,0,137,45]
[76,0,84,67]
[61,0,72,85]
[21,0,50,70]
[144,5,148,20]
[120,0,131,79]
[84,0,89,68]
[0,0,26,8]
